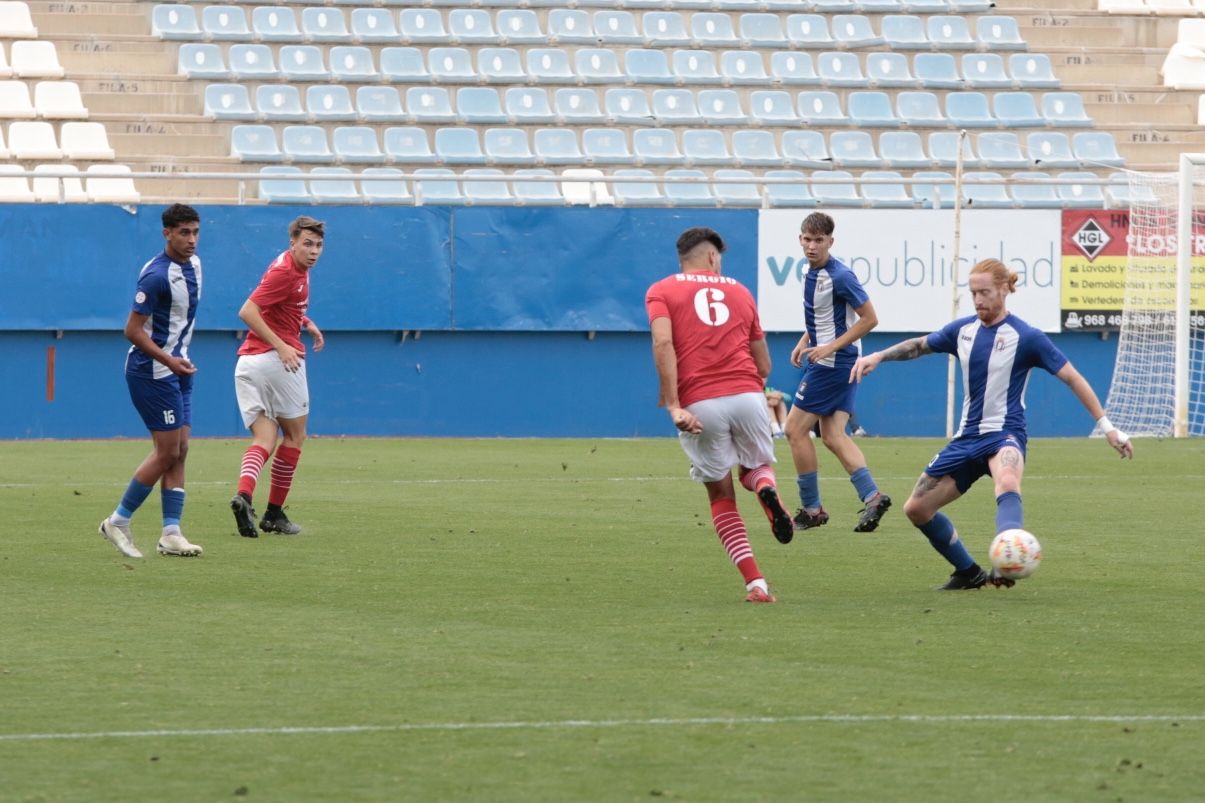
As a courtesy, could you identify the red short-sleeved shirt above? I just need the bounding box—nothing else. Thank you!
[238,250,310,357]
[645,271,765,407]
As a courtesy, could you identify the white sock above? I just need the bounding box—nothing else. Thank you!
[110,512,131,527]
[746,578,769,593]
[161,524,181,538]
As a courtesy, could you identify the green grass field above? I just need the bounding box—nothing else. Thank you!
[1,437,1202,802]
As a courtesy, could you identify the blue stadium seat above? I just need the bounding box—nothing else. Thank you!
[309,168,360,204]
[723,51,772,85]
[862,170,915,208]
[605,88,654,125]
[1009,54,1060,89]
[1025,131,1077,168]
[994,92,1044,127]
[797,91,848,126]
[202,5,250,40]
[1073,132,1125,168]
[593,10,642,44]
[643,12,690,46]
[413,168,464,205]
[258,166,308,203]
[178,44,229,79]
[350,9,398,44]
[732,130,781,167]
[527,48,575,84]
[204,83,254,120]
[902,0,950,11]
[914,53,963,89]
[449,9,498,44]
[849,91,898,127]
[818,52,867,88]
[279,45,328,81]
[866,52,917,88]
[153,4,201,40]
[633,129,684,166]
[301,8,349,43]
[484,128,537,165]
[664,169,717,207]
[946,91,995,127]
[682,129,732,165]
[496,10,545,44]
[625,50,674,85]
[785,14,834,48]
[1010,171,1061,209]
[811,170,862,207]
[256,85,306,121]
[811,0,858,10]
[583,128,632,165]
[950,0,995,10]
[435,128,486,165]
[360,167,412,204]
[782,130,832,168]
[830,131,882,168]
[429,48,477,83]
[1105,171,1156,208]
[463,168,515,205]
[383,127,436,164]
[577,49,623,84]
[548,10,594,44]
[554,88,605,124]
[356,87,406,123]
[928,131,980,168]
[768,52,817,85]
[229,44,278,80]
[911,170,956,208]
[749,90,797,125]
[962,171,1014,208]
[857,0,904,11]
[881,15,928,49]
[478,48,525,83]
[976,16,1027,51]
[380,48,429,83]
[962,54,1011,89]
[976,132,1028,169]
[673,51,720,84]
[713,169,762,207]
[330,46,378,82]
[613,169,665,207]
[533,129,585,166]
[512,168,564,205]
[879,131,929,169]
[457,87,508,124]
[927,15,975,50]
[765,169,817,208]
[282,125,333,163]
[740,13,788,47]
[307,86,356,122]
[399,10,449,44]
[698,89,747,124]
[692,13,740,47]
[652,89,702,125]
[505,87,555,123]
[232,124,282,161]
[1043,92,1093,126]
[897,91,946,126]
[252,7,301,43]
[831,15,884,48]
[407,87,456,124]
[332,127,382,163]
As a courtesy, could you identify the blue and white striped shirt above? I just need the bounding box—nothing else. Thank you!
[802,256,870,368]
[125,252,202,380]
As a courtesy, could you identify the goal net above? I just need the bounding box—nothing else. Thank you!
[1101,158,1205,437]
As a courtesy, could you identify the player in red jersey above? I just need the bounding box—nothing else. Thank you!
[646,227,794,603]
[230,216,326,538]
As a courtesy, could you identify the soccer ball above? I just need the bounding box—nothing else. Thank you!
[989,529,1042,580]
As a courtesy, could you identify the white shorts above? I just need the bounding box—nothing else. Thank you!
[234,352,309,429]
[678,391,776,483]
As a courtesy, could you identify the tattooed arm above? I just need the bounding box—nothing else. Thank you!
[849,336,932,384]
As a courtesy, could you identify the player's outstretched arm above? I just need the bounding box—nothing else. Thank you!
[850,335,931,384]
[1055,363,1134,459]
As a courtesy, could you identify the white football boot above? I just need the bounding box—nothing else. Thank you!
[157,528,203,557]
[99,517,144,559]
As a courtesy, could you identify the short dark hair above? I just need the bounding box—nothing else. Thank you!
[800,212,835,237]
[162,203,199,230]
[676,227,725,257]
[290,215,325,240]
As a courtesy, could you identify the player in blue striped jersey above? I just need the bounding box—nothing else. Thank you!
[98,204,205,559]
[852,259,1134,590]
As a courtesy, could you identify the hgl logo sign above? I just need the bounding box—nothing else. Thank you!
[1071,218,1110,261]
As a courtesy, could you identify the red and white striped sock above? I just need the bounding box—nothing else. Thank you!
[738,464,777,494]
[237,445,270,500]
[268,446,302,507]
[710,497,762,585]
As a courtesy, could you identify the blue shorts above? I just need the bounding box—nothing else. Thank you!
[924,431,1027,494]
[793,363,857,416]
[127,373,192,431]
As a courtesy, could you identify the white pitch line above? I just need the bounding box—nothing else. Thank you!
[2,714,1202,743]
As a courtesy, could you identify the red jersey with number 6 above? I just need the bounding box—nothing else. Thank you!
[645,272,765,407]
[238,250,309,356]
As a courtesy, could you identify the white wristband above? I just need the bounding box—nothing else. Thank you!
[1096,415,1116,435]
[1115,429,1130,445]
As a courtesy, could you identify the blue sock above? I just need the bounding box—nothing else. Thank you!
[115,479,154,520]
[849,467,879,503]
[995,491,1023,533]
[918,513,975,571]
[796,472,821,509]
[162,487,186,528]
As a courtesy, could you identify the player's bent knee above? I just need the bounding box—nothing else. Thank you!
[902,496,932,526]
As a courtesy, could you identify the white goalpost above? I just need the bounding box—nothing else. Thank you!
[1100,153,1205,438]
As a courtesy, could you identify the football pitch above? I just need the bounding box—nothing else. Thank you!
[1,436,1202,802]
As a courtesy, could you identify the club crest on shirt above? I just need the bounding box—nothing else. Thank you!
[135,291,146,304]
